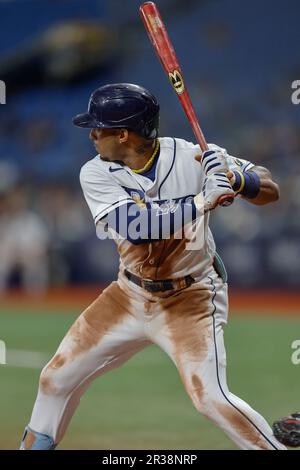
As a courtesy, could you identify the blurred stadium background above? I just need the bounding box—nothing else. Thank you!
[0,0,300,450]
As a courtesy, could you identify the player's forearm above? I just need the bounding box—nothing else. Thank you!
[229,165,280,206]
[103,201,198,245]
[241,166,280,206]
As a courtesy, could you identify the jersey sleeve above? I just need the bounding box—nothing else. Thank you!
[80,163,133,224]
[208,143,255,172]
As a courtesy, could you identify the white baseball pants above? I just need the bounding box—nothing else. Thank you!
[27,269,286,450]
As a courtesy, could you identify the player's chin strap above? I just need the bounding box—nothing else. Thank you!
[20,426,56,450]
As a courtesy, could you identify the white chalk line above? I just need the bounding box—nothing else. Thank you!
[3,348,165,369]
[6,349,50,369]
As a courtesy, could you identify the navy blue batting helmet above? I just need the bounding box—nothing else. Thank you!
[73,83,160,139]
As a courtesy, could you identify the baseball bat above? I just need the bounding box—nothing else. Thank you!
[139,1,234,207]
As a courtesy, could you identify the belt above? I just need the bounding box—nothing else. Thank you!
[124,269,195,293]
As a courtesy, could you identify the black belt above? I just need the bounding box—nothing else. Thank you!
[124,269,195,293]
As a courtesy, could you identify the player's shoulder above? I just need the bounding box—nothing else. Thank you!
[161,137,225,156]
[207,142,227,153]
[167,137,199,152]
[159,137,200,161]
[79,154,111,184]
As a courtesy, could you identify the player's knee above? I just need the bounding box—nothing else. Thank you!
[39,365,58,395]
[191,394,212,416]
[39,355,69,396]
[192,395,223,421]
[187,381,211,415]
[188,377,226,418]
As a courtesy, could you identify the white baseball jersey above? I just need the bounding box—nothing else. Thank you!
[80,137,253,281]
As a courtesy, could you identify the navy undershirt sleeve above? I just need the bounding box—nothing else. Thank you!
[101,201,198,245]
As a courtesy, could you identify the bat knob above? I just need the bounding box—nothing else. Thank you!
[217,194,235,207]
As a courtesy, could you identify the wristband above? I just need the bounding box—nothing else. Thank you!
[232,170,260,199]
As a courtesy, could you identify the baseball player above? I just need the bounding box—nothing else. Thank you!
[20,83,285,450]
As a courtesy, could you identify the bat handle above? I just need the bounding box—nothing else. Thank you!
[217,194,235,207]
[195,131,234,207]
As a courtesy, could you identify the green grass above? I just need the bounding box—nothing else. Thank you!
[1,309,300,449]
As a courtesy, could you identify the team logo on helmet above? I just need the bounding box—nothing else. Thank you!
[168,70,185,95]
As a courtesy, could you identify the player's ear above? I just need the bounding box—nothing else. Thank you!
[119,129,129,143]
[89,128,98,141]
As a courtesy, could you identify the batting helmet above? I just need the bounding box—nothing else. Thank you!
[72,83,160,139]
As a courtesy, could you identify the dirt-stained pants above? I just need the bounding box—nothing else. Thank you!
[26,270,285,450]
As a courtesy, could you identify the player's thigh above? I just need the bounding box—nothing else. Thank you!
[40,281,148,395]
[154,273,228,393]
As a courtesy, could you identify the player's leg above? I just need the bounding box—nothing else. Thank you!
[150,272,286,450]
[20,281,150,449]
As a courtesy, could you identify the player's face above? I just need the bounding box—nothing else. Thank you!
[89,128,125,163]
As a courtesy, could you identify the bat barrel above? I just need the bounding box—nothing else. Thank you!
[140,2,208,151]
[140,1,233,207]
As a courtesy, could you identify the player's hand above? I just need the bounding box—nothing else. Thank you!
[225,170,235,186]
[195,149,230,176]
[194,172,235,212]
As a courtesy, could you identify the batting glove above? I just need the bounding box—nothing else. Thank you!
[194,172,235,212]
[199,148,230,176]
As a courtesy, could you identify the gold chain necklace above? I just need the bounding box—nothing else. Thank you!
[132,139,160,174]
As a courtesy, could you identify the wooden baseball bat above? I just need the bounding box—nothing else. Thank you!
[139,1,234,207]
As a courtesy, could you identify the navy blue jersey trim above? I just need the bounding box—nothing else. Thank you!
[207,276,280,450]
[158,138,176,199]
[244,162,253,171]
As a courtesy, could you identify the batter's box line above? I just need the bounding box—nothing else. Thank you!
[0,340,6,364]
